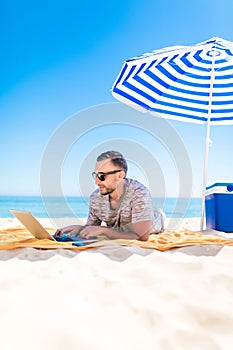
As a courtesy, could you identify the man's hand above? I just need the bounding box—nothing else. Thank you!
[54,225,84,238]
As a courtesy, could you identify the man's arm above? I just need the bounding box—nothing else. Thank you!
[54,192,102,238]
[78,220,152,241]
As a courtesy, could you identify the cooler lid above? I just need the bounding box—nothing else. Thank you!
[206,183,233,195]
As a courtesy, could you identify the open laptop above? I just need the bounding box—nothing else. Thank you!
[10,209,99,246]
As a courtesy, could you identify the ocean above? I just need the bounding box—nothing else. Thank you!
[0,196,202,219]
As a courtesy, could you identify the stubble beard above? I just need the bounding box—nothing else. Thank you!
[98,186,115,196]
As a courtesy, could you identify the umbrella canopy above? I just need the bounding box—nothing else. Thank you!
[112,37,233,230]
[112,37,233,125]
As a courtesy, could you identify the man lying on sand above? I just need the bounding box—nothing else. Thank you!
[55,150,164,241]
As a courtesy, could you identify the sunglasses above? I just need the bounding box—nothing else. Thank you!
[92,169,122,182]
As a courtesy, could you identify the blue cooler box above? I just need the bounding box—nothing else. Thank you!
[205,183,233,232]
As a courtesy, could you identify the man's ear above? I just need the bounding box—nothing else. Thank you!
[119,170,126,179]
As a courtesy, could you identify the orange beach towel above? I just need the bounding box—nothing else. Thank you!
[0,226,233,251]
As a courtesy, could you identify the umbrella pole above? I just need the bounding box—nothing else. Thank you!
[200,120,211,231]
[200,50,216,232]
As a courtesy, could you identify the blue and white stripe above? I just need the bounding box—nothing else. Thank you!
[112,37,233,125]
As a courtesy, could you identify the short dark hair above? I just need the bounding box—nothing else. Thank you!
[97,151,128,175]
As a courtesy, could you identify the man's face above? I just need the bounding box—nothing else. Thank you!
[93,159,124,195]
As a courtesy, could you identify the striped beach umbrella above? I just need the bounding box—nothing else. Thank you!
[112,37,233,230]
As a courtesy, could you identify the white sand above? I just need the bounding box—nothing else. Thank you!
[0,217,233,350]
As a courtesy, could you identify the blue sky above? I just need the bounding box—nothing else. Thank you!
[1,0,233,198]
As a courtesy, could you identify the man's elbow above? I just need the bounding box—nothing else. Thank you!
[138,232,150,241]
